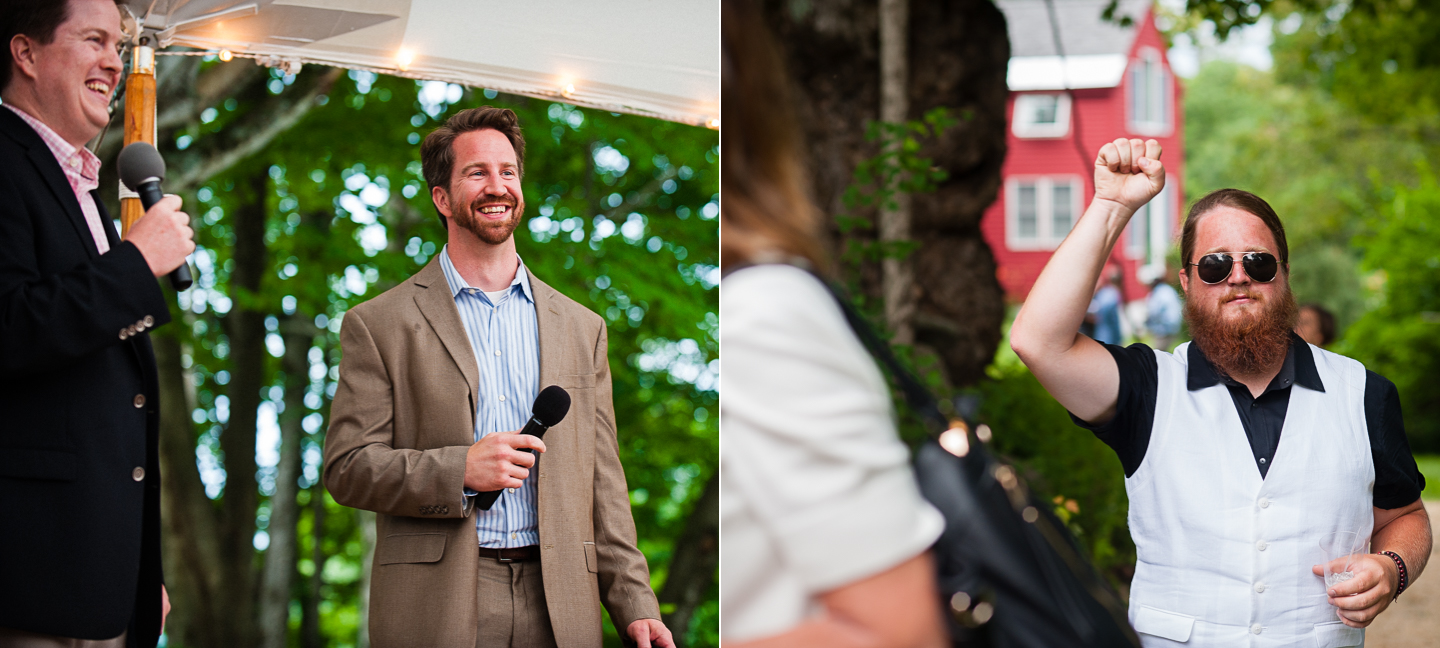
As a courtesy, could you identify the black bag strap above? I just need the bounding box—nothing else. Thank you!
[723,259,953,435]
[825,284,954,436]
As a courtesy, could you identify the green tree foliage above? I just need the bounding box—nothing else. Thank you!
[1339,170,1440,453]
[978,351,1136,589]
[1155,0,1422,39]
[162,62,716,646]
[1271,0,1440,127]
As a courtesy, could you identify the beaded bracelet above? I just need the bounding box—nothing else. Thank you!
[1376,551,1409,601]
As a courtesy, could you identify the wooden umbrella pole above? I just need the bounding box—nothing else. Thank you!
[120,44,156,236]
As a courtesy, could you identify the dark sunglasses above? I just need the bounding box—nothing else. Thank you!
[1187,252,1281,284]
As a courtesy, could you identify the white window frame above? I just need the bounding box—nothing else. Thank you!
[1127,190,1151,259]
[1127,48,1172,136]
[1128,184,1173,277]
[1005,175,1085,251]
[1012,93,1072,138]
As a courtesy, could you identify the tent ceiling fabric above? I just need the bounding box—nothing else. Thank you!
[122,0,719,126]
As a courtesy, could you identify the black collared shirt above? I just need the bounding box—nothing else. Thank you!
[1072,334,1425,509]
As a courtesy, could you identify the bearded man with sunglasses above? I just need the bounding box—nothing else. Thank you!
[1011,138,1431,647]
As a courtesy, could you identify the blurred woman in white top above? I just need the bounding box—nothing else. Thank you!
[719,1,947,646]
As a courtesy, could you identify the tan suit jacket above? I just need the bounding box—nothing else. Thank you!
[322,258,660,647]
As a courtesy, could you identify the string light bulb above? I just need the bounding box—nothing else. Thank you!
[396,49,414,71]
[561,83,575,99]
[218,49,233,62]
[706,117,719,129]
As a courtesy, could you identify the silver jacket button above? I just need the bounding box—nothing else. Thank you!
[133,394,146,408]
[132,467,145,481]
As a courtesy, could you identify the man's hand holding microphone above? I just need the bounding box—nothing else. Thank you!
[125,193,194,279]
[119,141,194,288]
[464,431,547,492]
[466,385,570,508]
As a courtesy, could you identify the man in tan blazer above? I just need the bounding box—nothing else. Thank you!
[323,106,674,648]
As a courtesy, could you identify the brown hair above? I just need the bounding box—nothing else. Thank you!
[1180,188,1290,271]
[720,0,825,272]
[2,0,124,92]
[1300,303,1336,346]
[420,106,526,225]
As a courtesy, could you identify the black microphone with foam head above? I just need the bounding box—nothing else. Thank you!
[118,142,192,290]
[475,385,571,511]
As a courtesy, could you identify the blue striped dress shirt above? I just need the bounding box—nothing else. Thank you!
[439,247,541,548]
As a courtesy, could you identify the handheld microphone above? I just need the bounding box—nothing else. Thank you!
[118,142,193,290]
[476,385,571,511]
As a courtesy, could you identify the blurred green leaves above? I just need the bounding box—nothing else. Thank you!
[1341,168,1440,452]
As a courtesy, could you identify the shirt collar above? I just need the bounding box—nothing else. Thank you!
[438,245,534,304]
[1187,332,1325,393]
[3,103,101,182]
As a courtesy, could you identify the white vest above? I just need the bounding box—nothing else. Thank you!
[1126,342,1374,648]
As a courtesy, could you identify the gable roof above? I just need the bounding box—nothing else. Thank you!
[997,0,1155,91]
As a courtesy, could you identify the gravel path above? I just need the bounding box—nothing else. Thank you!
[1362,500,1440,648]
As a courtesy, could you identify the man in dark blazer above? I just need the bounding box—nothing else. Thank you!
[0,0,194,645]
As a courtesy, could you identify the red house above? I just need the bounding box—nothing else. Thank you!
[985,0,1184,306]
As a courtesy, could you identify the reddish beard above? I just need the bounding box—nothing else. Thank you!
[453,193,524,245]
[1184,282,1298,378]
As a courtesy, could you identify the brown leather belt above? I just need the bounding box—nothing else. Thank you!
[479,545,540,562]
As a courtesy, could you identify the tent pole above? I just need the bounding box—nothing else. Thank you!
[120,44,156,236]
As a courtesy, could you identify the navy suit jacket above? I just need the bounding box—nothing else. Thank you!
[0,107,167,646]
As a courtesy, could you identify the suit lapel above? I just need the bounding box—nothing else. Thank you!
[0,110,101,260]
[529,273,566,390]
[411,260,480,408]
[528,272,565,545]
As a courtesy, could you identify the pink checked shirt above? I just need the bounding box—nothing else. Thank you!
[4,103,111,254]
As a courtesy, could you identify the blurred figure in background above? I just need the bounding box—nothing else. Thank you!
[719,1,946,647]
[1145,275,1182,352]
[1085,266,1124,345]
[1296,302,1336,348]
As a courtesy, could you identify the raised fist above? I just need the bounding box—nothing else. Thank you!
[1094,138,1165,213]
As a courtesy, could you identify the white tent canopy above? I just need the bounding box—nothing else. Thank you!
[122,0,719,127]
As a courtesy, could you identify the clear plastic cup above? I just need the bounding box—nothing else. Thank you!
[1319,531,1369,595]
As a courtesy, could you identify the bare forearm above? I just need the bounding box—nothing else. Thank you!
[1375,506,1432,584]
[728,553,945,648]
[1010,198,1133,358]
[1008,199,1134,423]
[730,618,890,648]
[1006,138,1164,424]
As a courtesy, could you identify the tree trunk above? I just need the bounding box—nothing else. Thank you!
[301,486,327,648]
[765,0,1010,387]
[212,170,269,647]
[258,320,311,648]
[878,0,915,344]
[658,474,719,647]
[357,508,377,648]
[154,325,224,648]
